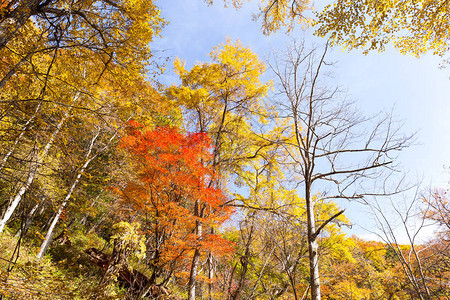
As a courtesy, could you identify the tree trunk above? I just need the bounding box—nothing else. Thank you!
[0,50,34,90]
[305,182,320,300]
[188,201,203,300]
[0,101,41,171]
[37,128,99,259]
[0,151,38,233]
[15,201,40,238]
[0,92,79,233]
[188,247,201,300]
[231,225,254,300]
[207,253,214,300]
[0,0,43,50]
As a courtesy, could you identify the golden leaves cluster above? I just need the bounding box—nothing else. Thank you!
[315,0,450,57]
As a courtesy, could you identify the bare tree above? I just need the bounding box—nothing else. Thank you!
[269,40,411,300]
[366,187,450,299]
[368,190,432,299]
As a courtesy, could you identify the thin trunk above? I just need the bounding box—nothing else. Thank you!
[231,247,249,300]
[0,92,79,233]
[231,225,254,300]
[80,189,104,226]
[188,201,203,300]
[207,253,214,300]
[36,205,63,258]
[188,247,201,300]
[248,246,276,299]
[0,101,42,172]
[404,223,432,299]
[0,0,43,50]
[14,201,40,238]
[41,212,55,232]
[300,285,310,300]
[0,148,38,233]
[305,182,320,300]
[287,242,307,300]
[37,129,99,259]
[0,50,33,90]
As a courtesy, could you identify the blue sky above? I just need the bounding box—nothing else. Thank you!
[153,0,450,240]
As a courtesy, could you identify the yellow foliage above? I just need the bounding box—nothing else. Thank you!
[111,221,146,260]
[314,0,450,57]
[167,39,273,181]
[257,0,313,34]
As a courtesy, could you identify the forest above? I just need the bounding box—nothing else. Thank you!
[0,0,449,299]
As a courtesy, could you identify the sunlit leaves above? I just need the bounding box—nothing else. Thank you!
[169,39,269,120]
[118,122,234,279]
[256,0,312,34]
[315,0,450,57]
[168,39,273,183]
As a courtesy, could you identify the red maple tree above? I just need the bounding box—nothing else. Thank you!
[118,121,234,285]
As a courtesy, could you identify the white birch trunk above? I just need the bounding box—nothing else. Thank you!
[0,92,79,233]
[37,129,100,259]
[306,185,321,300]
[0,102,42,172]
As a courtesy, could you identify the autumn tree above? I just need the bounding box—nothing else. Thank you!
[206,0,312,35]
[315,0,450,58]
[118,122,234,297]
[210,0,450,60]
[167,39,276,298]
[0,0,167,234]
[0,0,165,87]
[320,236,413,299]
[423,189,450,238]
[217,140,352,299]
[269,41,411,300]
[168,39,271,176]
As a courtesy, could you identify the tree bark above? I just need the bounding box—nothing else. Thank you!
[188,247,201,300]
[0,92,79,233]
[305,181,320,300]
[188,201,204,300]
[0,101,42,172]
[37,128,99,259]
[231,224,254,300]
[0,0,45,50]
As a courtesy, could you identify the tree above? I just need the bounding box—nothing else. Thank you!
[0,0,165,86]
[210,0,450,59]
[118,122,234,298]
[0,0,167,234]
[420,189,449,298]
[320,236,412,299]
[269,41,410,300]
[167,39,271,177]
[365,188,449,300]
[206,0,312,35]
[36,117,126,259]
[167,39,274,298]
[423,189,450,237]
[314,0,450,58]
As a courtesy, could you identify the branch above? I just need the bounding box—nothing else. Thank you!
[312,161,392,182]
[313,209,345,239]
